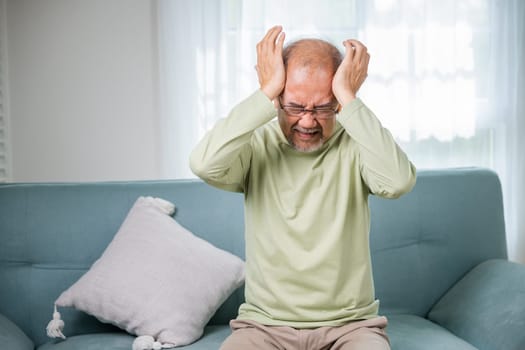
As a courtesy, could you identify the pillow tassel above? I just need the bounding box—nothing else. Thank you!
[46,304,66,339]
[132,335,175,350]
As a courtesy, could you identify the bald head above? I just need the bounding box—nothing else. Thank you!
[282,39,343,75]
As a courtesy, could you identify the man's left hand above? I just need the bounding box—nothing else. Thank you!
[332,39,370,106]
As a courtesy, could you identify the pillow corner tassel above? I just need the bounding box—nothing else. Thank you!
[46,304,66,340]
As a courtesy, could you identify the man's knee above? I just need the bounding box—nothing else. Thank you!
[332,326,390,350]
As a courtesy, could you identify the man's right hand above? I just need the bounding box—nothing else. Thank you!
[255,25,286,100]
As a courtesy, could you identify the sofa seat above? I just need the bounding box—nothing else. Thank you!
[37,326,231,350]
[164,326,232,350]
[36,317,478,350]
[38,333,134,350]
[386,315,477,350]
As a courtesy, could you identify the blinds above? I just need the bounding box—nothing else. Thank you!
[0,0,8,182]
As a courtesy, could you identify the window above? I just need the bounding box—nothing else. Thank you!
[159,0,524,260]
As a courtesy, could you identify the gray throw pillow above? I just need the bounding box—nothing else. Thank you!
[47,196,245,347]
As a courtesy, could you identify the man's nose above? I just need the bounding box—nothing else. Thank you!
[298,112,318,128]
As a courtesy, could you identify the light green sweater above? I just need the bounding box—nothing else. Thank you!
[190,90,416,328]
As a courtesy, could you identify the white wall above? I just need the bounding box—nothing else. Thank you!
[6,0,161,182]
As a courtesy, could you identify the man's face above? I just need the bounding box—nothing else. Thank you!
[277,64,337,152]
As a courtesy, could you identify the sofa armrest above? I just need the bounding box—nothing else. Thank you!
[0,313,34,350]
[428,259,525,350]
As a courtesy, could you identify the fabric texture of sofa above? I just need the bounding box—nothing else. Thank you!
[1,167,524,350]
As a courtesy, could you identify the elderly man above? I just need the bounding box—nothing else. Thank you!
[190,25,416,350]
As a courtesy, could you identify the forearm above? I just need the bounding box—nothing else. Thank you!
[189,89,276,191]
[338,99,416,198]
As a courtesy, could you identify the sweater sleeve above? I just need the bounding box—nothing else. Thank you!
[189,90,276,192]
[337,98,417,199]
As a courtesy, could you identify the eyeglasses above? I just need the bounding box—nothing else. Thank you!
[278,97,338,120]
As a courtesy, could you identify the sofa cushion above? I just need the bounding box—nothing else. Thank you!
[37,326,231,350]
[0,313,34,350]
[38,332,133,350]
[386,314,477,350]
[428,259,525,350]
[50,196,245,347]
[167,326,232,350]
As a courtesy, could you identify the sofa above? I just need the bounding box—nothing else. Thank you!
[1,167,524,350]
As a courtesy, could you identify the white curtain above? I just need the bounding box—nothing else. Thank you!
[489,0,525,263]
[157,0,525,263]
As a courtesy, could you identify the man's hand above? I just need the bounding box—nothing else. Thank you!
[332,39,370,106]
[256,25,286,100]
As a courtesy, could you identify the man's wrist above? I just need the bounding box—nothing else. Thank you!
[260,85,282,101]
[336,91,357,106]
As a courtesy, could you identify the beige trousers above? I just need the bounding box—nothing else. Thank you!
[220,316,390,350]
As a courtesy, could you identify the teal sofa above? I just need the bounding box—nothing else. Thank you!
[1,168,524,350]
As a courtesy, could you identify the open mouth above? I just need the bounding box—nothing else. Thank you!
[294,127,321,140]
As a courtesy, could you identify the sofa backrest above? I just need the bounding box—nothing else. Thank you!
[0,168,507,345]
[370,167,507,316]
